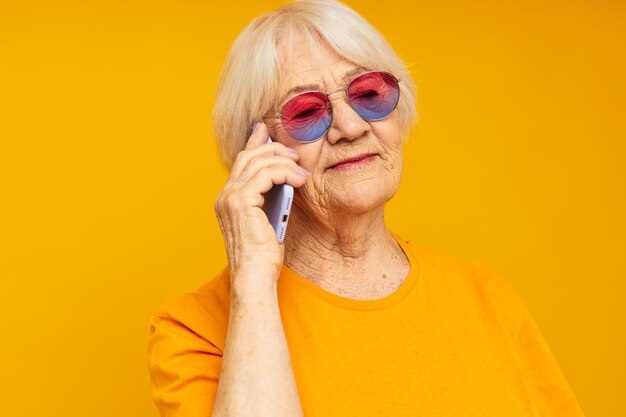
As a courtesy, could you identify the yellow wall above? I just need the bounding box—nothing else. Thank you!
[1,1,623,416]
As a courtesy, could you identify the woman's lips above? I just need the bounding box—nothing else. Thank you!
[328,153,379,170]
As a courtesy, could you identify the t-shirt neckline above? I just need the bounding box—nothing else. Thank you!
[279,231,420,311]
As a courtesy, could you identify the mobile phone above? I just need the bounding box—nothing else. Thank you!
[262,137,294,244]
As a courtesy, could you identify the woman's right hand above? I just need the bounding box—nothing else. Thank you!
[214,122,308,293]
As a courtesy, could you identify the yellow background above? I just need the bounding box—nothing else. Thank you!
[1,0,624,416]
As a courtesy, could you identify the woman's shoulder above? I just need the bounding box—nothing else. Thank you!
[395,232,528,336]
[398,233,518,296]
[150,267,231,351]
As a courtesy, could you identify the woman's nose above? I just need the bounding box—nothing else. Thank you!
[325,95,371,145]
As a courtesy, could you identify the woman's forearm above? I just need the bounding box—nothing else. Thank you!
[211,275,304,417]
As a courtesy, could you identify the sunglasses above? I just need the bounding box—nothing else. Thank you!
[265,71,401,143]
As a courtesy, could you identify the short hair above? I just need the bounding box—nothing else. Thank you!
[212,0,418,169]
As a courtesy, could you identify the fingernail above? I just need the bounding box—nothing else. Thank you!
[298,166,309,175]
[251,122,260,133]
[288,148,300,155]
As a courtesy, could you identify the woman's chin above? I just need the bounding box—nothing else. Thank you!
[332,181,396,214]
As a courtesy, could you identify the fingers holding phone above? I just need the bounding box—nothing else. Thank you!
[214,122,307,289]
[262,136,295,246]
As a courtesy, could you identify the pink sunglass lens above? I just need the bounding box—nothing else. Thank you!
[281,92,332,142]
[348,72,400,120]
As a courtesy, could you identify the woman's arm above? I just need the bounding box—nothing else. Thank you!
[211,122,307,417]
[211,275,303,417]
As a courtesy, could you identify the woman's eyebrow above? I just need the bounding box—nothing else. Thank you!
[278,83,321,105]
[277,66,368,106]
[341,66,368,84]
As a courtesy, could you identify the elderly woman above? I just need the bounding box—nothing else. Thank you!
[148,1,586,416]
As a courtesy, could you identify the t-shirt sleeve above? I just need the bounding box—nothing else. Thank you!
[514,305,587,416]
[147,314,223,417]
[478,264,586,416]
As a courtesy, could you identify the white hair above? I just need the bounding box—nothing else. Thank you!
[212,0,418,169]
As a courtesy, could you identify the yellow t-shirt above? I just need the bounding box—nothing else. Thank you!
[147,231,586,416]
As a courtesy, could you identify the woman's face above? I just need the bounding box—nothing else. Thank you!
[266,39,404,218]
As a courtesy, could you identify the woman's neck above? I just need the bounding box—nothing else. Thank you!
[282,203,410,299]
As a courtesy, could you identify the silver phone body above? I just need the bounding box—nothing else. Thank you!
[262,137,294,244]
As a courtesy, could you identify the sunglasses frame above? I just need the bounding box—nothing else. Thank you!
[264,70,401,143]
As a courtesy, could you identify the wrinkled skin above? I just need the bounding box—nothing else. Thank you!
[266,51,403,223]
[261,38,409,298]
